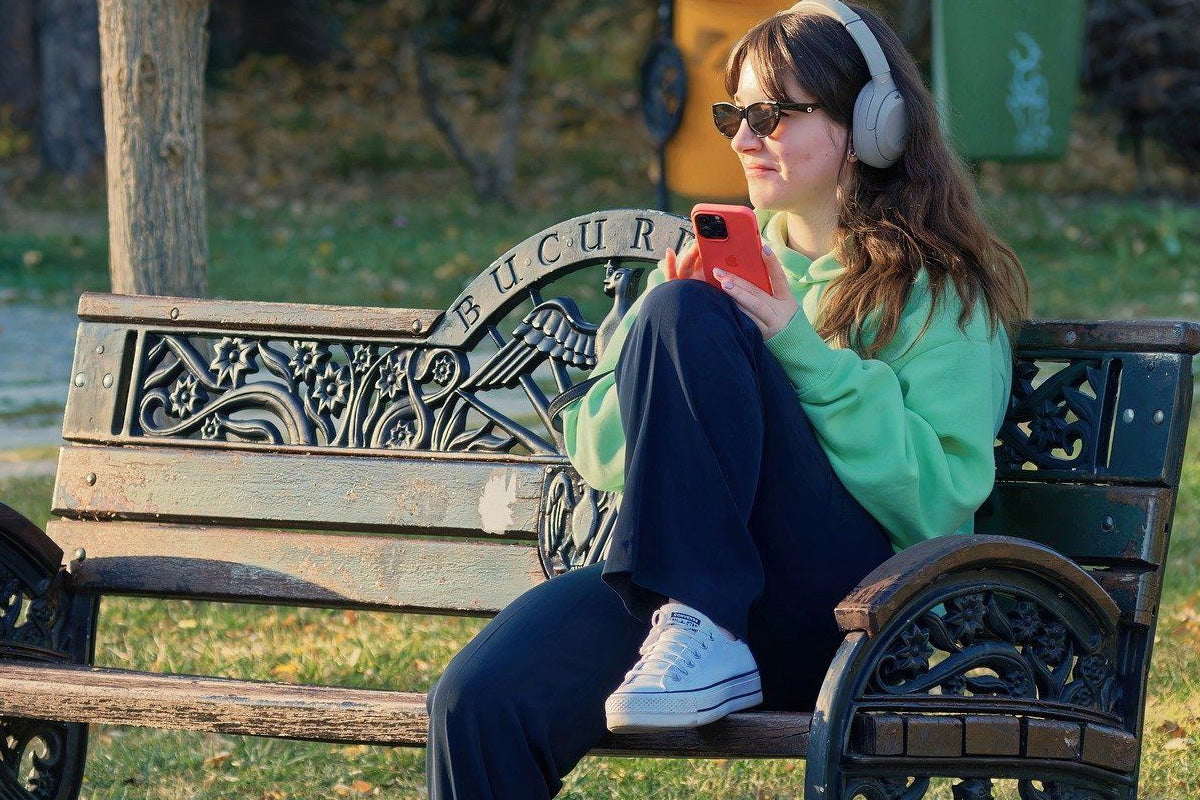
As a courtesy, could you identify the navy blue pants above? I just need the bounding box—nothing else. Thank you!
[426,280,894,799]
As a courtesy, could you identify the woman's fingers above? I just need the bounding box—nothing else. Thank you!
[663,248,678,281]
[716,262,799,339]
[762,245,790,299]
[716,272,771,330]
[677,240,705,281]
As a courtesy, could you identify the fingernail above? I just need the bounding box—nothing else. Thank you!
[722,281,734,290]
[762,244,774,257]
[713,267,727,277]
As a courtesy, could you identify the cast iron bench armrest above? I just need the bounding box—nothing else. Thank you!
[833,534,1122,638]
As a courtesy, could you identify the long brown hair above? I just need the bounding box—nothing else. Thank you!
[725,3,1029,356]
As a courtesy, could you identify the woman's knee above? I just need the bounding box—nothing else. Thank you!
[637,278,735,331]
[427,656,504,737]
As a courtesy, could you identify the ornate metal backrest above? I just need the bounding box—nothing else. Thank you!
[57,210,692,588]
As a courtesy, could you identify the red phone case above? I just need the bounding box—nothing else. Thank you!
[690,203,772,295]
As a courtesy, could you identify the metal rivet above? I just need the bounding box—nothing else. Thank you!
[73,548,86,563]
[170,307,180,319]
[1065,330,1077,344]
[1122,409,1135,423]
[524,258,532,267]
[73,372,86,387]
[565,238,574,247]
[85,473,97,486]
[411,319,423,333]
[1102,516,1114,531]
[1153,410,1165,425]
[102,373,113,388]
[95,345,105,355]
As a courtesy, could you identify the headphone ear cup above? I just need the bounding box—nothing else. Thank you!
[852,79,908,168]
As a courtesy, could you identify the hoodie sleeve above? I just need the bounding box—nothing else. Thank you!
[560,266,669,492]
[763,302,1004,551]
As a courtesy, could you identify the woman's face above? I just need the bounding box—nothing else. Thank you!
[730,59,849,218]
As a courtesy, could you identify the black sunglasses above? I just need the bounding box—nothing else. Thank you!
[712,101,823,138]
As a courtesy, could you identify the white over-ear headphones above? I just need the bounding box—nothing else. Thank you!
[787,0,909,168]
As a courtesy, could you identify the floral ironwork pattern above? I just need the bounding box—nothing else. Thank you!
[996,358,1116,472]
[0,563,64,652]
[134,335,538,453]
[844,776,931,800]
[0,718,68,800]
[1,556,80,800]
[866,589,1122,717]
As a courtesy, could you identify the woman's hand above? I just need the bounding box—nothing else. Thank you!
[715,245,799,340]
[662,242,706,282]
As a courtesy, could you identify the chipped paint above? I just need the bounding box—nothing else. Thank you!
[479,471,519,535]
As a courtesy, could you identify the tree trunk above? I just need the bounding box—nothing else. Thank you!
[0,0,39,129]
[37,0,105,175]
[99,0,210,297]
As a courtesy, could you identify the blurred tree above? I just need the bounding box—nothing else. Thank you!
[207,0,346,73]
[412,0,554,205]
[37,0,105,176]
[1082,0,1200,172]
[0,0,38,130]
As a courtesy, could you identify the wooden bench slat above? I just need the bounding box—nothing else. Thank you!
[0,661,813,758]
[47,520,545,614]
[976,483,1172,568]
[77,293,444,338]
[53,444,551,537]
[1014,320,1200,354]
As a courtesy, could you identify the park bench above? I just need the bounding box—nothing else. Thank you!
[1,208,1197,800]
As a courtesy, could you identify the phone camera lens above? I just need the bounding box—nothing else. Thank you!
[696,213,728,240]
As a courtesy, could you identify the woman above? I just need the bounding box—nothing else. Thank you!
[425,2,1029,797]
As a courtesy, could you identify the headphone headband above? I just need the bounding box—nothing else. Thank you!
[783,0,909,168]
[788,0,891,80]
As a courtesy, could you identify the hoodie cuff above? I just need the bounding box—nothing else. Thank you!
[764,309,841,393]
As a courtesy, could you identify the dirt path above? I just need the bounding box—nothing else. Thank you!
[0,301,76,452]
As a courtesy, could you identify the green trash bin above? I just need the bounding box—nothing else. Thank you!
[931,0,1087,162]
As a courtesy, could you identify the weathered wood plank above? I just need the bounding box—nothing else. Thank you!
[52,445,549,537]
[1014,320,1200,355]
[78,293,444,338]
[905,715,962,757]
[62,321,132,442]
[834,535,1121,636]
[964,715,1021,756]
[848,713,904,756]
[47,520,545,614]
[0,661,813,757]
[975,484,1171,568]
[1026,719,1083,761]
[1081,722,1139,772]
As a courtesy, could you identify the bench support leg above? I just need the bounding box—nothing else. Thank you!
[0,503,97,800]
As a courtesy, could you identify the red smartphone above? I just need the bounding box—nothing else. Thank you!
[690,203,772,295]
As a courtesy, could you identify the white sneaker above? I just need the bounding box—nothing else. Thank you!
[605,601,762,733]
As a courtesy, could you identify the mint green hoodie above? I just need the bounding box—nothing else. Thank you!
[561,210,1012,553]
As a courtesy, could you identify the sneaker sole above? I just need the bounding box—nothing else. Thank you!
[605,673,763,733]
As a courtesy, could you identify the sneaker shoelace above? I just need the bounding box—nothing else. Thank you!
[625,609,715,684]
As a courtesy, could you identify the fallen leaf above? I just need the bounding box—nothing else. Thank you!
[1158,720,1187,738]
[350,779,374,793]
[177,618,198,630]
[272,661,302,679]
[203,751,232,768]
